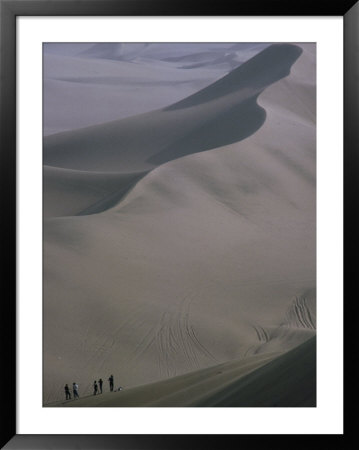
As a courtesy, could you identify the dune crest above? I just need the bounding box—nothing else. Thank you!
[166,44,302,110]
[44,44,303,218]
[44,44,302,173]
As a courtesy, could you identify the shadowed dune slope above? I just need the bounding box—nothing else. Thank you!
[43,166,148,218]
[197,335,316,407]
[43,44,302,172]
[166,44,302,110]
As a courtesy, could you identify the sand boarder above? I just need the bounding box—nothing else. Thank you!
[108,374,114,392]
[72,382,79,399]
[98,378,103,393]
[64,384,71,400]
[93,380,98,395]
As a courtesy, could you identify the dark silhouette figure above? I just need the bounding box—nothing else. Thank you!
[109,375,114,392]
[98,378,103,393]
[73,382,79,399]
[64,384,71,400]
[93,380,98,395]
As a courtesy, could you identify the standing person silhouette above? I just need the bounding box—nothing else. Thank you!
[98,378,103,394]
[72,382,79,399]
[108,374,114,392]
[64,384,71,400]
[93,380,98,395]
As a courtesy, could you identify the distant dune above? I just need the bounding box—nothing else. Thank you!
[43,43,316,405]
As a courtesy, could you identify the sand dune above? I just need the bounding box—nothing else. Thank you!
[48,336,315,407]
[43,44,302,172]
[43,43,269,136]
[43,43,316,405]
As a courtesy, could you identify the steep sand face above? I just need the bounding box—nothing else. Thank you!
[43,44,315,404]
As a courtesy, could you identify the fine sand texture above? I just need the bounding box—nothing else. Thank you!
[43,43,316,406]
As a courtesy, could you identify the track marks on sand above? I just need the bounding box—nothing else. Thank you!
[154,294,218,377]
[285,295,316,330]
[253,325,270,343]
[245,293,316,356]
[110,294,218,381]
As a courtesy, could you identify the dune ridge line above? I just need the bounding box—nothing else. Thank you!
[44,44,302,217]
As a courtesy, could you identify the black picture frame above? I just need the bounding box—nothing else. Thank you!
[1,1,356,448]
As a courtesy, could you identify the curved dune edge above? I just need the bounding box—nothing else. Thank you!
[47,336,315,407]
[43,166,148,218]
[43,44,302,218]
[43,45,301,172]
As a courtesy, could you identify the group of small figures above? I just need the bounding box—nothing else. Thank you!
[64,374,119,400]
[93,375,114,395]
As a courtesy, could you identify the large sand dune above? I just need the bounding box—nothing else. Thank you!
[43,43,316,405]
[44,44,301,172]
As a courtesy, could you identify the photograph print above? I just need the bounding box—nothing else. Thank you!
[43,42,316,407]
